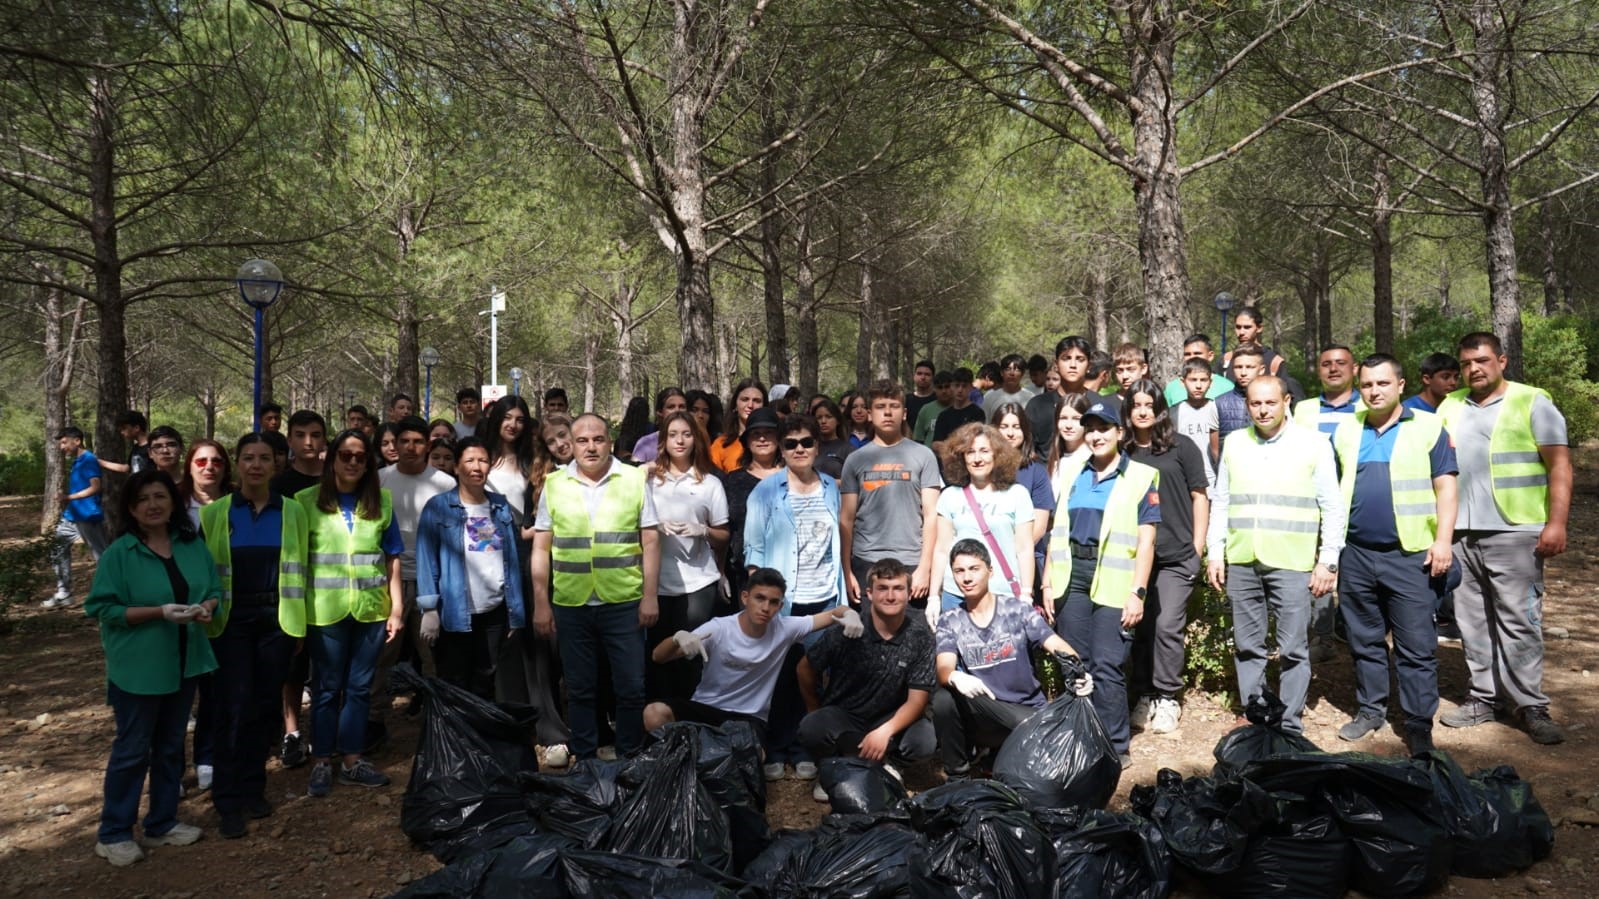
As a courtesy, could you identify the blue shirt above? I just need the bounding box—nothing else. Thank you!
[65,451,104,522]
[338,491,405,555]
[1345,410,1458,547]
[1401,394,1437,413]
[1309,394,1360,439]
[1065,456,1161,546]
[1215,389,1251,445]
[223,492,284,595]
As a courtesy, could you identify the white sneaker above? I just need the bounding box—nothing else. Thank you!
[140,822,203,848]
[1149,698,1182,734]
[882,762,903,784]
[763,762,786,781]
[42,591,71,609]
[542,744,571,769]
[95,840,145,866]
[812,782,829,803]
[792,761,818,780]
[196,764,213,792]
[595,745,617,762]
[1130,695,1154,730]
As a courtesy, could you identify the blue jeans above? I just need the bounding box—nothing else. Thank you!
[307,616,387,758]
[554,602,645,759]
[100,679,198,843]
[1056,592,1133,754]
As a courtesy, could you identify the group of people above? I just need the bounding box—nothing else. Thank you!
[57,311,1571,868]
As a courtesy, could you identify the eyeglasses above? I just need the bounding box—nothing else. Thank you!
[337,450,368,464]
[150,442,181,452]
[782,437,818,451]
[193,457,225,469]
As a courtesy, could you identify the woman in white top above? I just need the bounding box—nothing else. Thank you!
[932,423,1035,613]
[645,411,730,701]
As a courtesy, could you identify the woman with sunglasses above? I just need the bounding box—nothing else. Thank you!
[296,429,405,797]
[198,433,310,838]
[180,438,231,791]
[644,411,729,700]
[743,412,846,782]
[710,378,768,472]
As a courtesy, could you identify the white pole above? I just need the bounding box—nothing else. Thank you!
[490,287,506,386]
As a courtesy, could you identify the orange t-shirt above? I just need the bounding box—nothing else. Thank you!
[709,436,743,473]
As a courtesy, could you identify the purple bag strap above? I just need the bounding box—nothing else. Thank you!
[963,486,1022,597]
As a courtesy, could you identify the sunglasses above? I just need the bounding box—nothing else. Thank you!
[337,450,368,464]
[782,437,818,451]
[193,457,226,469]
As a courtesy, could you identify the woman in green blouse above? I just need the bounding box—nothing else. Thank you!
[85,469,221,866]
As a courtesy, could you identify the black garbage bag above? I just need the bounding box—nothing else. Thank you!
[521,758,629,848]
[1242,752,1450,897]
[661,720,772,871]
[557,849,743,898]
[992,669,1120,810]
[1412,751,1554,878]
[394,666,539,862]
[1034,806,1174,899]
[606,725,733,872]
[740,828,823,888]
[1211,690,1322,780]
[391,832,739,898]
[766,822,920,898]
[392,832,573,897]
[907,780,1057,899]
[819,757,909,816]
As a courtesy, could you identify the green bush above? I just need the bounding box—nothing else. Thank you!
[0,443,46,495]
[0,536,52,636]
[1523,313,1599,446]
[1183,580,1236,702]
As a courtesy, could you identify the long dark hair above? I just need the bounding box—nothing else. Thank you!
[718,378,767,448]
[617,396,653,456]
[988,401,1037,465]
[686,389,723,438]
[480,395,539,477]
[118,469,197,542]
[810,397,845,441]
[1121,378,1176,454]
[317,429,383,519]
[1046,392,1094,476]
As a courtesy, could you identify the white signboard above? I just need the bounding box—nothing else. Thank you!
[481,384,507,403]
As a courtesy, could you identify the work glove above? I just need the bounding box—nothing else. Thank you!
[1053,651,1094,697]
[160,603,198,623]
[672,630,706,660]
[949,671,995,700]
[419,610,441,646]
[1073,672,1095,697]
[663,520,709,537]
[838,607,864,638]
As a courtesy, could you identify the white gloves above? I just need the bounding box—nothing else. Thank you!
[672,630,706,660]
[160,603,199,623]
[1073,671,1095,697]
[837,608,864,638]
[420,610,441,646]
[662,520,709,538]
[949,671,995,700]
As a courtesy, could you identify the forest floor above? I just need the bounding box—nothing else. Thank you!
[3,451,1599,897]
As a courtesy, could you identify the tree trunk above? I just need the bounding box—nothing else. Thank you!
[794,214,820,397]
[199,382,218,439]
[715,322,735,400]
[759,101,790,385]
[582,326,598,415]
[855,257,875,390]
[1371,158,1396,354]
[1315,245,1333,350]
[39,279,87,534]
[1087,265,1110,352]
[1437,253,1453,316]
[393,203,421,400]
[88,71,128,457]
[1539,200,1561,315]
[1297,285,1318,366]
[1468,0,1523,377]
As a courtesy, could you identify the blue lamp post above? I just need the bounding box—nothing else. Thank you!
[236,259,284,432]
[509,366,524,398]
[1212,291,1235,356]
[420,346,441,419]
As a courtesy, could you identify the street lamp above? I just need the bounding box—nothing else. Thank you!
[509,366,524,398]
[1212,291,1236,356]
[420,346,441,419]
[235,259,284,432]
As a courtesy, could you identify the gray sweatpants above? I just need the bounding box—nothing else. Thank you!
[52,517,109,594]
[1228,562,1312,732]
[1454,531,1547,710]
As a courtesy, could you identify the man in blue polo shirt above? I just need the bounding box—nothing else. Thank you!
[1292,343,1363,658]
[47,427,110,608]
[1330,353,1457,754]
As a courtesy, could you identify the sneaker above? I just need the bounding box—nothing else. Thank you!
[140,822,202,847]
[280,732,307,769]
[882,762,903,784]
[1405,729,1436,756]
[338,759,391,788]
[1521,707,1565,745]
[196,764,214,792]
[1129,695,1154,731]
[95,840,145,866]
[307,760,333,797]
[792,761,818,780]
[813,782,829,803]
[763,762,787,782]
[1308,640,1338,664]
[1148,698,1181,734]
[1119,752,1133,769]
[1337,712,1385,742]
[219,812,247,840]
[542,744,571,769]
[1440,699,1496,729]
[42,591,71,609]
[247,797,274,820]
[596,745,618,762]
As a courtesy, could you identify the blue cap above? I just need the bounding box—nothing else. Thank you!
[1081,400,1120,427]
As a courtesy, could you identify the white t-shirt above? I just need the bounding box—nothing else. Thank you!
[692,614,813,720]
[461,501,507,613]
[936,483,1035,596]
[381,465,458,579]
[788,489,838,605]
[1173,400,1219,488]
[487,462,531,518]
[983,386,1037,412]
[648,468,729,595]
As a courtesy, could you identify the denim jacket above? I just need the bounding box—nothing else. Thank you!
[743,472,845,612]
[415,488,526,632]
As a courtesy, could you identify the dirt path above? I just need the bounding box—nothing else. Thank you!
[3,452,1598,897]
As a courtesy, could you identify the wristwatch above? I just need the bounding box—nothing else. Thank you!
[1324,562,1339,574]
[1132,587,1147,600]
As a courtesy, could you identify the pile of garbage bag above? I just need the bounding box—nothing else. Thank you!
[393,674,1553,898]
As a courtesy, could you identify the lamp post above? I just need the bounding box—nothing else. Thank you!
[480,287,506,387]
[1212,291,1236,357]
[235,259,284,432]
[509,366,524,399]
[420,346,441,419]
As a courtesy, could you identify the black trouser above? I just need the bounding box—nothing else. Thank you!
[1338,543,1440,736]
[435,603,509,701]
[930,687,1036,775]
[644,582,720,701]
[798,705,937,765]
[209,602,293,816]
[1129,556,1199,700]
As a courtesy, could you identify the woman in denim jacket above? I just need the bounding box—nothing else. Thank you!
[415,438,527,700]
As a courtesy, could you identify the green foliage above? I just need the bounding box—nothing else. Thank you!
[0,536,52,636]
[1523,314,1599,445]
[0,444,45,496]
[1183,580,1236,701]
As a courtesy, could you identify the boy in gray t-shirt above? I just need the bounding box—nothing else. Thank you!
[838,386,944,602]
[1173,361,1220,488]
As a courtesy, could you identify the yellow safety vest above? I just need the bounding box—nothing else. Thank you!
[200,493,311,638]
[1332,410,1443,553]
[546,464,647,607]
[1044,455,1158,608]
[296,486,394,625]
[1293,394,1365,432]
[1436,381,1550,525]
[1221,422,1325,571]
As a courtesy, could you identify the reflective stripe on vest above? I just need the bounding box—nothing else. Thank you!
[1437,381,1550,525]
[546,465,646,606]
[299,487,393,625]
[1044,456,1158,608]
[200,494,311,638]
[1221,423,1323,571]
[1333,410,1442,553]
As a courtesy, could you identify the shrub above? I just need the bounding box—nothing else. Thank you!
[0,536,52,636]
[1522,313,1599,446]
[1183,580,1235,701]
[0,443,46,495]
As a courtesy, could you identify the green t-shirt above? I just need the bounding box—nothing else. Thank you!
[913,400,948,446]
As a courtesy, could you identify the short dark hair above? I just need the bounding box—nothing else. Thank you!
[1054,336,1091,359]
[949,537,991,567]
[149,425,184,448]
[260,430,290,456]
[779,413,820,440]
[1235,306,1265,326]
[259,402,284,417]
[117,470,196,542]
[1318,343,1354,358]
[114,410,148,431]
[56,426,84,440]
[286,410,326,434]
[347,404,371,419]
[454,435,486,456]
[1419,352,1460,377]
[915,359,935,373]
[867,558,912,587]
[1087,350,1114,378]
[952,367,974,384]
[1181,358,1214,378]
[456,386,481,403]
[1457,331,1503,356]
[1359,353,1403,377]
[393,415,429,439]
[865,379,904,405]
[388,393,414,407]
[1027,354,1049,374]
[744,567,787,595]
[544,387,568,403]
[933,370,955,387]
[1182,334,1213,351]
[977,361,1002,382]
[1231,343,1265,361]
[1000,353,1027,372]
